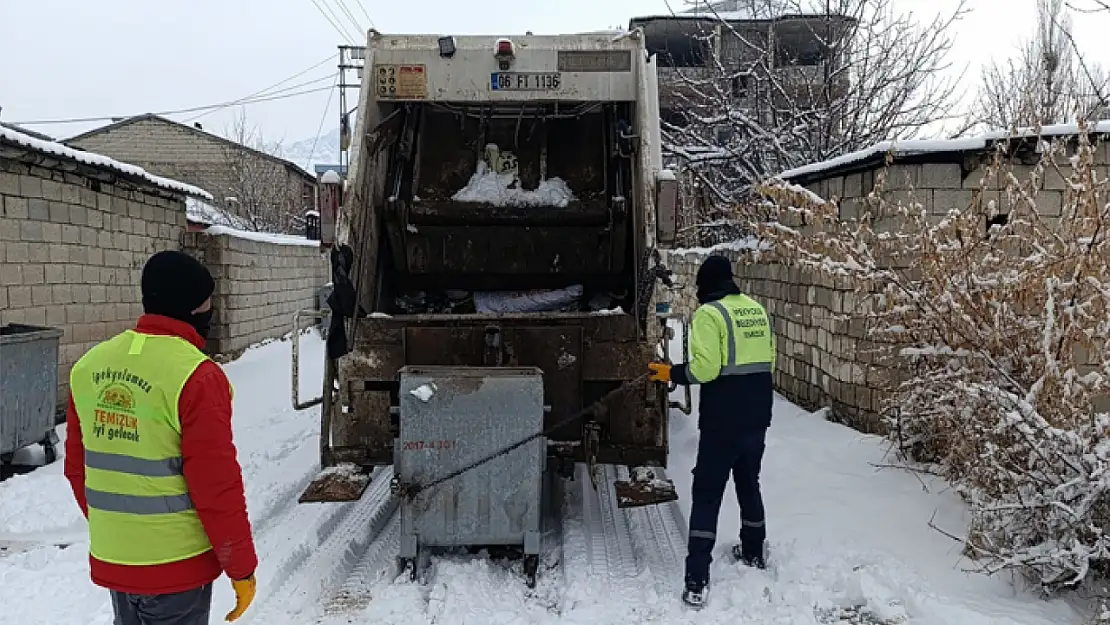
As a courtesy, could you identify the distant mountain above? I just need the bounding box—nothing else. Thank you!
[272,127,342,174]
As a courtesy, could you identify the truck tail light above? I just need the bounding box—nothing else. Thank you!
[495,38,514,58]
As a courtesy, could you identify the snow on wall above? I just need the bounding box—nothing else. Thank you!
[779,120,1110,181]
[203,225,321,248]
[185,197,254,230]
[0,124,212,199]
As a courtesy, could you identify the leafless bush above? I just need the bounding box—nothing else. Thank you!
[746,123,1110,594]
[658,0,967,245]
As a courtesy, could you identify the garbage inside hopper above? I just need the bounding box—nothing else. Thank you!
[451,144,576,208]
[390,285,630,315]
[473,285,584,313]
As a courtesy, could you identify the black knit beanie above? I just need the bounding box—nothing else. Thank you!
[696,255,733,289]
[141,250,215,321]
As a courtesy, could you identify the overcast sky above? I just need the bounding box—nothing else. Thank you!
[2,0,1108,151]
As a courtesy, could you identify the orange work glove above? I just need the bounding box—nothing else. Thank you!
[225,574,257,622]
[648,362,672,383]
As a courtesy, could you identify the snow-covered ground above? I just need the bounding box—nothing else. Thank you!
[0,328,1089,625]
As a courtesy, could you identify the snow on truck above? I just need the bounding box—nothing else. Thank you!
[293,30,689,586]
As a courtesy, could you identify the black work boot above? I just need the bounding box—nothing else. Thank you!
[682,577,709,608]
[732,543,766,569]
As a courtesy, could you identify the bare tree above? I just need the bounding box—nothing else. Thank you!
[656,0,969,246]
[972,0,1110,130]
[220,108,302,233]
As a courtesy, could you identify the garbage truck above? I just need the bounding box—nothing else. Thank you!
[294,29,688,585]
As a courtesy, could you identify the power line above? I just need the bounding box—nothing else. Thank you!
[333,0,367,38]
[184,54,338,123]
[312,0,356,43]
[303,74,339,171]
[353,0,376,29]
[12,84,336,127]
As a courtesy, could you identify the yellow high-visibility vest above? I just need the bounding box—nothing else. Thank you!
[686,293,776,384]
[70,330,231,566]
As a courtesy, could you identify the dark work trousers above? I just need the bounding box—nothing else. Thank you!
[110,583,213,625]
[685,428,767,584]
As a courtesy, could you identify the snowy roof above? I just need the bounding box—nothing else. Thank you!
[779,120,1110,183]
[65,114,316,184]
[0,123,212,199]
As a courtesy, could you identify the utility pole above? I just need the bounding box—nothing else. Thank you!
[337,44,366,179]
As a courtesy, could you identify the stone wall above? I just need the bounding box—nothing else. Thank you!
[182,230,329,359]
[665,246,886,432]
[0,157,186,405]
[663,140,1110,433]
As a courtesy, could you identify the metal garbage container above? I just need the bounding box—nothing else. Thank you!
[395,365,547,587]
[0,323,64,466]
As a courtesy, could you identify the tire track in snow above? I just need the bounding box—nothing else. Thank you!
[321,510,401,617]
[616,465,688,598]
[578,464,641,594]
[244,467,396,625]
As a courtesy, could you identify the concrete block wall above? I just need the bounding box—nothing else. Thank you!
[0,157,186,405]
[182,231,329,359]
[665,247,892,433]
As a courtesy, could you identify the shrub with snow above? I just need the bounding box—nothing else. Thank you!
[748,123,1110,595]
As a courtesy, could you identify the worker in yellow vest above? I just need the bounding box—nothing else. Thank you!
[647,255,776,609]
[64,250,258,624]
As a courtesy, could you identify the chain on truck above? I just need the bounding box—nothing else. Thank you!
[288,29,693,588]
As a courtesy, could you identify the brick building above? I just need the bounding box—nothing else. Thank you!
[66,114,317,233]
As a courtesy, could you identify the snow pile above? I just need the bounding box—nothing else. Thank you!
[753,127,1110,600]
[451,161,576,208]
[0,124,211,199]
[409,383,437,402]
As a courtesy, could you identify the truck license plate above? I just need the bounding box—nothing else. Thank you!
[490,72,562,91]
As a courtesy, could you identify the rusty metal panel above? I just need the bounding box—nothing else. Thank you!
[404,327,484,366]
[404,226,612,277]
[501,326,583,439]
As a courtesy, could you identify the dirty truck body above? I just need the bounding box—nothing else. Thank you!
[304,31,683,580]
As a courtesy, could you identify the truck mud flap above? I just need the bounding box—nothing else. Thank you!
[298,463,374,503]
[612,467,678,509]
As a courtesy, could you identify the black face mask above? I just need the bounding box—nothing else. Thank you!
[188,309,214,340]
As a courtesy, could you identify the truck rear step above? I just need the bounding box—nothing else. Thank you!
[299,463,374,503]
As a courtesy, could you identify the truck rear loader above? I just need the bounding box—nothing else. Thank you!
[292,29,691,586]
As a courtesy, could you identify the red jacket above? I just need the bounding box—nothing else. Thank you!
[64,314,259,595]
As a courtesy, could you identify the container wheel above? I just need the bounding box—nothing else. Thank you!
[523,554,539,588]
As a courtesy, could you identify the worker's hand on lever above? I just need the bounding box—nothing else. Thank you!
[648,362,672,383]
[225,573,257,622]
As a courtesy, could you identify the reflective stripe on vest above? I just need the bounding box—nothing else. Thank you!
[704,300,773,376]
[70,330,218,566]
